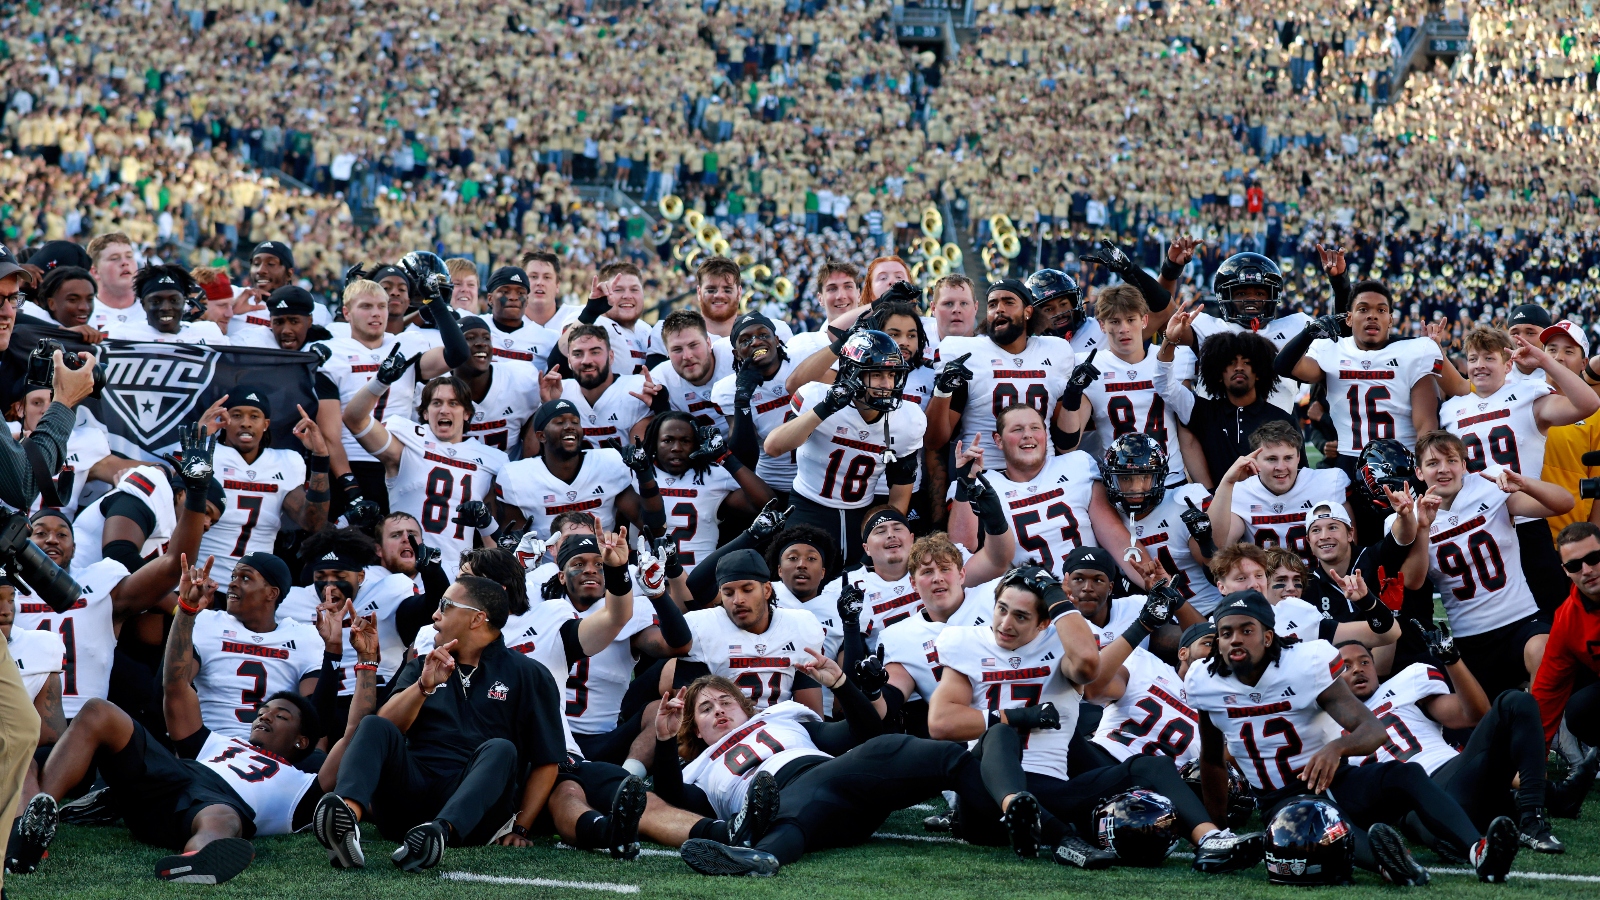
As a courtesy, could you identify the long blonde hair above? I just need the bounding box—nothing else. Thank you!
[677,675,757,761]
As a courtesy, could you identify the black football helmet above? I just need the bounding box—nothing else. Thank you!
[1356,439,1416,512]
[1264,796,1354,886]
[838,329,911,413]
[1212,252,1283,330]
[1024,268,1083,336]
[1179,759,1257,831]
[399,250,449,302]
[1101,433,1169,514]
[1092,790,1179,867]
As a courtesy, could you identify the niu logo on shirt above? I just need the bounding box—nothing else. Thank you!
[487,681,509,701]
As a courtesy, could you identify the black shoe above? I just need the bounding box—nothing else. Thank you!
[7,793,57,874]
[922,814,952,833]
[1547,742,1598,819]
[1471,816,1519,883]
[1368,823,1429,887]
[1053,835,1116,870]
[1003,792,1040,859]
[680,839,780,876]
[1518,809,1564,854]
[58,787,120,826]
[729,771,778,848]
[155,837,255,884]
[312,793,364,869]
[391,820,446,873]
[608,775,647,860]
[1191,828,1265,874]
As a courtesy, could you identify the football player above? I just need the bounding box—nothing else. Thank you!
[106,265,228,344]
[1101,432,1223,613]
[711,312,799,500]
[652,310,733,434]
[450,316,542,457]
[1212,543,1398,650]
[636,412,775,574]
[540,323,658,447]
[766,524,843,664]
[498,399,647,541]
[1083,580,1202,769]
[481,266,557,372]
[1300,499,1414,671]
[1164,252,1308,412]
[1209,421,1353,560]
[569,263,656,376]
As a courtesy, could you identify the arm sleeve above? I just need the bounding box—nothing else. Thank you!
[0,401,74,509]
[314,371,341,401]
[577,295,612,325]
[884,452,918,486]
[559,618,588,666]
[394,592,440,648]
[102,493,159,533]
[1330,271,1352,316]
[1274,326,1317,379]
[1153,355,1196,424]
[649,590,693,649]
[804,678,884,754]
[1123,264,1172,313]
[433,304,470,370]
[649,739,716,815]
[728,407,760,470]
[672,659,712,688]
[312,651,343,738]
[686,530,758,601]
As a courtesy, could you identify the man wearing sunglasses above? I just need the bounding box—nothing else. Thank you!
[1530,522,1600,816]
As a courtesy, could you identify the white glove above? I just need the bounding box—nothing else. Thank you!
[515,531,549,571]
[636,536,667,599]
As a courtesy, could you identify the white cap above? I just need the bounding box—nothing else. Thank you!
[1307,500,1351,527]
[1540,319,1591,357]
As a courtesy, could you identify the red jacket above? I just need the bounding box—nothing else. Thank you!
[1530,584,1600,742]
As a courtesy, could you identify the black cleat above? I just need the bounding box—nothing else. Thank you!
[391,820,446,873]
[58,787,119,826]
[1003,792,1040,859]
[1054,835,1116,870]
[607,775,647,860]
[155,837,254,884]
[680,839,780,876]
[729,771,778,848]
[1369,823,1429,886]
[7,793,57,874]
[312,793,364,869]
[1547,741,1598,819]
[1192,828,1265,874]
[1518,809,1563,854]
[922,814,952,832]
[1471,816,1519,883]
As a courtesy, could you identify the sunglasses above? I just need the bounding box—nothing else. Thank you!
[1562,549,1600,573]
[438,597,484,615]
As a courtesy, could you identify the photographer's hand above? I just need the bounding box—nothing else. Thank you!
[52,350,96,408]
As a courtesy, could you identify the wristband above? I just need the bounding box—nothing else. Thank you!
[324,650,343,663]
[664,556,684,580]
[604,564,633,595]
[177,596,202,616]
[1121,618,1153,647]
[933,386,953,399]
[1045,593,1078,622]
[308,453,331,473]
[338,473,363,500]
[720,453,744,474]
[511,823,532,839]
[986,710,1002,728]
[1160,258,1185,281]
[359,378,390,400]
[306,487,332,503]
[1585,362,1600,384]
[354,662,379,672]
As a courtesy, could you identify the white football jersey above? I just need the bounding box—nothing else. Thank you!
[709,356,800,489]
[559,375,652,447]
[1306,336,1442,457]
[682,700,827,820]
[790,381,926,510]
[978,452,1099,573]
[314,334,414,464]
[936,621,1080,777]
[1425,474,1535,637]
[879,581,994,703]
[463,362,542,456]
[88,298,142,333]
[844,566,923,652]
[651,347,734,435]
[106,319,229,344]
[937,334,1074,461]
[650,465,739,573]
[72,466,175,566]
[1270,597,1336,643]
[499,448,634,539]
[15,559,124,717]
[773,579,844,716]
[566,597,656,734]
[190,610,321,739]
[684,606,826,711]
[1092,647,1200,765]
[278,571,416,694]
[1088,594,1148,650]
[200,447,307,584]
[1069,317,1106,356]
[32,406,112,517]
[1189,312,1311,412]
[486,318,557,373]
[193,730,317,836]
[596,315,656,376]
[9,627,65,700]
[1440,380,1552,525]
[1081,348,1187,485]
[1184,638,1345,792]
[384,416,508,578]
[1230,468,1351,564]
[1125,482,1223,614]
[1358,662,1457,775]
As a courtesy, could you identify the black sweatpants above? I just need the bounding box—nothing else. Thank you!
[1562,679,1600,747]
[1432,691,1547,833]
[753,734,1003,864]
[333,716,518,844]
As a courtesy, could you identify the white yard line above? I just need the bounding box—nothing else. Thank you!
[909,804,938,811]
[555,842,677,858]
[1431,868,1600,884]
[442,872,640,893]
[873,832,962,844]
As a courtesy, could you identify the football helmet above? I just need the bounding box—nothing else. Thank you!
[1101,433,1169,514]
[1024,268,1083,336]
[399,250,450,301]
[1212,252,1283,330]
[1356,439,1416,512]
[1178,759,1257,831]
[1092,790,1179,867]
[838,330,911,413]
[1264,796,1354,886]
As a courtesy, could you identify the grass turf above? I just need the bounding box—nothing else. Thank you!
[12,796,1599,900]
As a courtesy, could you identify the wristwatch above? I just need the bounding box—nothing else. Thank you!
[511,823,532,839]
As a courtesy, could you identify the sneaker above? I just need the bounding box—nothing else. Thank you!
[608,775,647,860]
[1191,828,1265,874]
[1547,738,1598,819]
[391,820,446,873]
[1368,823,1429,887]
[7,794,57,874]
[1003,792,1040,860]
[922,814,952,833]
[1470,816,1519,884]
[679,839,780,876]
[155,837,255,884]
[729,771,778,848]
[58,787,120,826]
[1518,810,1564,854]
[312,793,364,869]
[1053,835,1116,870]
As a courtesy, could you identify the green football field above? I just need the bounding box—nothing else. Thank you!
[14,796,1600,900]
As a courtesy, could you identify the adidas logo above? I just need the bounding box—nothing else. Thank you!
[780,641,796,652]
[1507,394,1517,402]
[503,407,514,415]
[273,472,284,480]
[1301,501,1313,508]
[363,601,379,611]
[1384,358,1398,366]
[1477,503,1489,512]
[1229,599,1246,608]
[321,552,339,560]
[1041,651,1055,661]
[1158,519,1168,527]
[284,640,296,650]
[609,414,618,421]
[1057,475,1070,484]
[1281,686,1296,697]
[1042,358,1053,366]
[511,274,523,283]
[974,617,986,625]
[591,486,605,495]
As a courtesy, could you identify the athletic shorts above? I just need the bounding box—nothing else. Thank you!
[99,722,254,850]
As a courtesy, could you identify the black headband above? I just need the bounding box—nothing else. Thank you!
[861,508,911,542]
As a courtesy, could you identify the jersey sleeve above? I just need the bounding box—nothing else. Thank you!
[683,609,718,662]
[790,380,825,415]
[1397,662,1453,703]
[1304,338,1339,373]
[591,448,636,491]
[1294,639,1345,700]
[1404,339,1444,388]
[383,415,430,455]
[932,626,983,682]
[709,374,736,414]
[284,451,308,490]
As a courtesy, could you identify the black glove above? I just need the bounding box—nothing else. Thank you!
[400,257,451,305]
[1061,349,1099,411]
[934,352,972,396]
[1004,701,1061,732]
[654,533,683,580]
[1083,238,1134,276]
[343,263,370,289]
[966,472,1009,537]
[852,645,890,698]
[337,472,364,502]
[691,425,731,466]
[1180,497,1215,554]
[746,500,792,541]
[177,423,217,492]
[814,373,858,420]
[875,280,923,309]
[409,533,441,569]
[837,578,865,634]
[345,498,381,532]
[734,363,765,408]
[610,438,652,475]
[496,527,527,551]
[309,342,332,365]
[453,500,492,531]
[374,343,417,385]
[1412,618,1459,665]
[1137,582,1182,632]
[1308,313,1346,342]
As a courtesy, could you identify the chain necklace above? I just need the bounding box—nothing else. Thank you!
[458,663,477,693]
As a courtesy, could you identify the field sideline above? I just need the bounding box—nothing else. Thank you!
[14,797,1600,900]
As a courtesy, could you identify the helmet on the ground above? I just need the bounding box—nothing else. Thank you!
[1024,268,1083,335]
[838,329,911,413]
[1178,759,1256,831]
[1264,796,1354,886]
[1101,433,1169,514]
[1092,789,1179,867]
[1212,252,1283,329]
[1356,439,1416,512]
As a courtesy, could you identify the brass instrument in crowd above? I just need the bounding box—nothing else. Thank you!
[659,194,685,220]
[922,206,943,239]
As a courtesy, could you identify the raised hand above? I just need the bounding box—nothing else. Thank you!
[1410,618,1460,665]
[734,362,765,406]
[1163,299,1200,346]
[1084,238,1134,275]
[1180,497,1211,542]
[599,526,631,568]
[815,373,859,419]
[1222,447,1264,485]
[1167,236,1203,267]
[611,437,652,474]
[628,366,661,406]
[1382,484,1416,519]
[1415,486,1443,529]
[691,425,731,466]
[1510,333,1558,372]
[349,612,380,662]
[1335,568,1367,601]
[1307,313,1347,342]
[1066,349,1100,392]
[746,500,792,540]
[316,599,353,654]
[1493,468,1528,495]
[408,533,440,569]
[293,404,329,456]
[496,526,527,551]
[176,553,218,614]
[374,343,417,385]
[343,263,370,289]
[1315,243,1347,277]
[195,395,229,436]
[514,531,549,569]
[539,365,565,403]
[452,500,493,532]
[654,687,687,740]
[420,639,457,692]
[935,352,973,395]
[798,646,847,690]
[837,577,865,632]
[852,645,889,696]
[953,438,985,479]
[345,497,382,533]
[1138,582,1182,631]
[636,535,668,599]
[178,422,218,491]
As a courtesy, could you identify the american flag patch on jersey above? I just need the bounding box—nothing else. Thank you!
[923,640,936,650]
[981,657,997,666]
[728,644,742,652]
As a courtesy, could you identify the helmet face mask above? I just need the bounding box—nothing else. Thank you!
[1212,252,1284,329]
[1024,268,1083,336]
[1356,439,1417,512]
[1102,433,1169,514]
[839,330,911,413]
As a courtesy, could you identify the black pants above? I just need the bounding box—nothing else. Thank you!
[1517,520,1569,614]
[1561,678,1600,746]
[1455,614,1549,700]
[786,494,868,569]
[333,716,518,844]
[1411,691,1546,851]
[753,734,1002,864]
